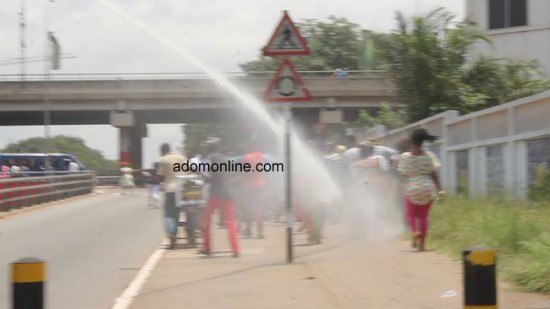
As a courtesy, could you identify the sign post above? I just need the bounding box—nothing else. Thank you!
[262,10,311,264]
[284,103,292,263]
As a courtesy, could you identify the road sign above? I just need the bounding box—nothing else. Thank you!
[262,11,310,56]
[264,59,312,102]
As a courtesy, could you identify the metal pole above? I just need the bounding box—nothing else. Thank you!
[285,103,293,263]
[43,0,52,170]
[20,0,26,84]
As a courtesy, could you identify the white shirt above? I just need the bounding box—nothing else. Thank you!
[343,147,360,163]
[189,155,210,177]
[189,155,211,202]
[68,162,80,173]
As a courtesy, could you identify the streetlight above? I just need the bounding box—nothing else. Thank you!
[43,0,57,171]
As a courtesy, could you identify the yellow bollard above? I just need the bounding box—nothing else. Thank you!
[463,247,497,309]
[12,258,45,309]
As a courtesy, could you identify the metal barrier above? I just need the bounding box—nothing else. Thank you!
[95,171,151,187]
[0,70,387,81]
[0,173,95,212]
[95,176,120,186]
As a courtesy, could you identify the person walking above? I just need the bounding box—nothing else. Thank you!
[199,139,240,257]
[235,141,270,239]
[186,143,211,246]
[157,143,187,249]
[397,129,445,252]
[119,163,135,196]
[146,162,161,208]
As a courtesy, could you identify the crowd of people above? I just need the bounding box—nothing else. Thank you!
[150,127,445,256]
[0,158,80,179]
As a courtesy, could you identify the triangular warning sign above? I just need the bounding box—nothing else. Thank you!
[264,59,312,102]
[263,11,310,57]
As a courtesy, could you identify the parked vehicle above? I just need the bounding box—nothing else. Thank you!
[0,153,87,175]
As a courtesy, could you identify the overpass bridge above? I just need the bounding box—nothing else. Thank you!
[0,71,398,167]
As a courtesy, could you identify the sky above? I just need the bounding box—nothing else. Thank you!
[0,0,464,167]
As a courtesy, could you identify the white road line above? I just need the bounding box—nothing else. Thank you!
[112,245,166,309]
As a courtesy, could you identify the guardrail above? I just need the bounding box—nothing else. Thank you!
[0,173,95,212]
[96,171,149,187]
[0,70,387,81]
[96,176,120,186]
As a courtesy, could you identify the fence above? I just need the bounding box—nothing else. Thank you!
[0,173,95,212]
[372,90,550,199]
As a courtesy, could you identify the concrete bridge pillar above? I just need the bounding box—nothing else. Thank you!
[119,127,132,165]
[110,111,146,169]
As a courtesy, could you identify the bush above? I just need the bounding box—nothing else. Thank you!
[529,163,550,201]
[429,197,550,293]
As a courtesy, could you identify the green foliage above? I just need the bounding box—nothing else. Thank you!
[2,136,117,172]
[358,102,405,130]
[463,58,550,111]
[429,197,550,293]
[509,233,550,293]
[182,123,251,156]
[376,8,550,122]
[528,163,550,201]
[238,57,279,72]
[240,16,364,72]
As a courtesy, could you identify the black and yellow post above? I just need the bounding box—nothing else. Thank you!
[463,247,497,309]
[12,258,45,309]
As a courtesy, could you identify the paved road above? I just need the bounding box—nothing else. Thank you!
[0,190,163,309]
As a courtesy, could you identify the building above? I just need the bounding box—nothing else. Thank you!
[466,0,550,76]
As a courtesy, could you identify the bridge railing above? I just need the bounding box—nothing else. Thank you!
[0,70,387,81]
[0,172,95,213]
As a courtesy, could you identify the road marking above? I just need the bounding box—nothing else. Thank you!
[112,245,166,309]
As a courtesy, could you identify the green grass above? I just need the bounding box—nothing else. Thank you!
[428,196,550,294]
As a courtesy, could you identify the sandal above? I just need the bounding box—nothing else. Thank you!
[412,232,421,250]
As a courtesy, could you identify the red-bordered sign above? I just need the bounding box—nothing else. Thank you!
[264,59,312,102]
[262,11,310,57]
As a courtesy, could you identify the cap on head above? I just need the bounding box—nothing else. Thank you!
[205,137,221,152]
[336,145,347,154]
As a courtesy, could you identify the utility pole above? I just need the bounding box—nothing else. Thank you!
[19,0,26,83]
[43,0,53,165]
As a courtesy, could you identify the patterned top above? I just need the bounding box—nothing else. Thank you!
[397,151,441,205]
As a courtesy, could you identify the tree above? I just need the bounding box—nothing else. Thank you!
[376,8,550,122]
[358,102,406,130]
[240,16,363,72]
[182,123,252,156]
[463,57,550,111]
[2,136,118,172]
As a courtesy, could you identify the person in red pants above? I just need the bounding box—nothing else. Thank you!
[397,129,445,251]
[234,141,270,239]
[199,140,240,258]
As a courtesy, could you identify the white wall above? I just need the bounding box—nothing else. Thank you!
[467,0,550,77]
[376,90,550,199]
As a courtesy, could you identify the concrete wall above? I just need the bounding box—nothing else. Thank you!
[467,0,550,77]
[375,90,550,199]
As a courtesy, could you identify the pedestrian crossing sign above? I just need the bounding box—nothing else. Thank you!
[264,59,312,102]
[262,11,310,56]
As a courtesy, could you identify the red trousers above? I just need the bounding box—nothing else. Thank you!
[405,198,432,243]
[201,197,239,253]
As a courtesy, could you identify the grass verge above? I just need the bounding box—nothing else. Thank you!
[428,196,550,294]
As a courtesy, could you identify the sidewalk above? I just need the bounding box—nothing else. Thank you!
[130,221,550,309]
